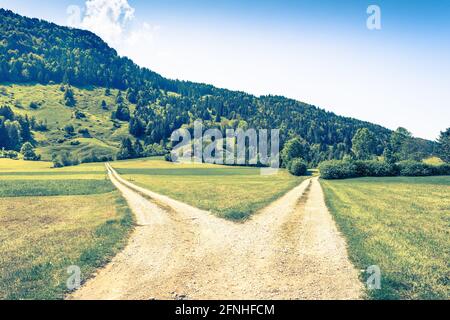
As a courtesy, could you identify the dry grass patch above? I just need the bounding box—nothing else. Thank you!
[0,192,133,299]
[321,176,450,299]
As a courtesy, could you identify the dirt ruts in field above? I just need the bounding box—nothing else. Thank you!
[68,164,362,300]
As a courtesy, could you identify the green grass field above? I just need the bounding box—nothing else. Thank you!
[0,159,133,299]
[112,158,307,220]
[0,83,135,160]
[321,176,450,300]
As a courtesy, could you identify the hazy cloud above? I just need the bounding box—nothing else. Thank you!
[69,0,160,54]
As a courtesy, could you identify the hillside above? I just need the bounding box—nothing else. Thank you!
[0,8,435,164]
[0,84,133,160]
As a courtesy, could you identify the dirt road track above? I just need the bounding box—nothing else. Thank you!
[68,164,363,300]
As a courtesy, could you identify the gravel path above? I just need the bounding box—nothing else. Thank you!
[68,164,362,300]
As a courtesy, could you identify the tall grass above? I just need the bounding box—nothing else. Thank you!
[321,176,450,299]
[0,192,134,299]
[0,179,114,197]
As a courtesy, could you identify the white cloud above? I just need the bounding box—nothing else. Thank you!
[68,0,160,57]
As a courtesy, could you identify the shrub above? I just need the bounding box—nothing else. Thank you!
[52,152,79,168]
[79,151,113,164]
[288,158,308,176]
[20,142,40,161]
[29,101,39,109]
[354,160,396,177]
[397,160,433,176]
[64,124,75,135]
[78,128,90,137]
[70,140,81,146]
[430,163,450,176]
[320,159,449,180]
[164,153,172,162]
[73,110,86,119]
[32,120,48,131]
[0,148,19,159]
[144,143,166,157]
[318,160,358,179]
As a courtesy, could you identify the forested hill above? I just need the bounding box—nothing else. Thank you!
[0,8,431,164]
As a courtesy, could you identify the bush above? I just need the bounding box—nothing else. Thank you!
[318,160,358,179]
[20,142,40,161]
[29,101,39,109]
[397,160,433,176]
[64,124,75,135]
[431,163,450,176]
[52,152,79,168]
[320,159,450,180]
[320,160,395,179]
[144,143,167,157]
[0,148,19,159]
[32,120,48,131]
[79,151,113,164]
[164,153,172,162]
[78,128,90,137]
[354,160,396,177]
[288,158,308,176]
[70,140,81,146]
[73,110,86,119]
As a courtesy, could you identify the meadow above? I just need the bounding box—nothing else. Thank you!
[0,159,133,299]
[0,83,134,160]
[321,176,450,299]
[112,158,307,220]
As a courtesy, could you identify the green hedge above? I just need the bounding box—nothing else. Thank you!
[319,160,450,179]
[318,160,358,179]
[288,158,308,176]
[397,160,432,176]
[355,160,396,177]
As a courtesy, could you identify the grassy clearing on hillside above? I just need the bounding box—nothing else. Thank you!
[36,138,118,162]
[113,158,306,220]
[0,83,136,160]
[321,176,450,300]
[423,156,445,166]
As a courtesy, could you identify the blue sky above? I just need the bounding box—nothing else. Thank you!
[1,0,449,140]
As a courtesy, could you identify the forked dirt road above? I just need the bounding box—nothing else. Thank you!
[68,164,363,300]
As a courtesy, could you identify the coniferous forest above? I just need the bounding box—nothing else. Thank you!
[0,9,438,165]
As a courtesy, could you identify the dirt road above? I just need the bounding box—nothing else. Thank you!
[68,164,363,300]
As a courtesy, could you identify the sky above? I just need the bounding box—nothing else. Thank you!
[1,0,449,140]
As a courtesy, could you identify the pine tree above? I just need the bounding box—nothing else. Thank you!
[117,137,134,160]
[64,86,76,107]
[133,140,144,158]
[115,104,130,121]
